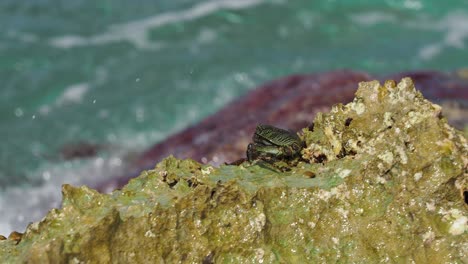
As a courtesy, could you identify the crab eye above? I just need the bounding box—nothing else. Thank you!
[284,147,293,155]
[292,143,301,152]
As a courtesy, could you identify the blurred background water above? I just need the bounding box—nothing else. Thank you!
[1,0,467,235]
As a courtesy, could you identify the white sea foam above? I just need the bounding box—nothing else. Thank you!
[350,10,468,61]
[403,0,423,10]
[197,28,218,44]
[57,83,90,105]
[419,43,442,61]
[39,82,90,115]
[0,128,171,236]
[417,12,468,60]
[49,0,264,49]
[0,154,125,236]
[349,11,397,26]
[39,64,113,116]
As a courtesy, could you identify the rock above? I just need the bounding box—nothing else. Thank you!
[58,142,103,160]
[40,141,107,162]
[97,70,468,192]
[7,232,22,245]
[136,70,370,167]
[1,78,466,263]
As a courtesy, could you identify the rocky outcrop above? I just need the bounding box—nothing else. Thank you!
[98,70,468,192]
[1,78,466,263]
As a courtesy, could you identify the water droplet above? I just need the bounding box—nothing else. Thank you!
[42,171,51,181]
[14,108,24,117]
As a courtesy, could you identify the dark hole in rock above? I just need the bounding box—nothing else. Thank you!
[345,117,353,126]
[187,179,198,188]
[315,154,327,163]
[168,180,178,189]
[251,200,257,207]
[201,210,207,220]
[464,190,468,205]
[337,148,346,159]
[203,252,214,264]
[404,141,410,148]
[336,147,357,159]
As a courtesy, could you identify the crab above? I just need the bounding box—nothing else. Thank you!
[246,124,304,163]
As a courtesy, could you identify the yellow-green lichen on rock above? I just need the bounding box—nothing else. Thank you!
[0,78,467,263]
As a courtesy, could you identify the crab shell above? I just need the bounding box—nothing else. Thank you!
[247,124,304,161]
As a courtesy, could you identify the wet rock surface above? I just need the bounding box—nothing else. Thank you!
[1,78,466,263]
[98,70,468,192]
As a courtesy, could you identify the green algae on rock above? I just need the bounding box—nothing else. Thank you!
[1,78,467,263]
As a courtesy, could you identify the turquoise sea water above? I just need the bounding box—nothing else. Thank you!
[1,0,467,235]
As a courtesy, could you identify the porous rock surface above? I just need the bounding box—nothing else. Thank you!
[1,78,466,263]
[100,70,468,192]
